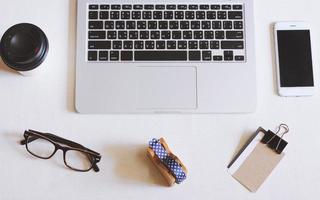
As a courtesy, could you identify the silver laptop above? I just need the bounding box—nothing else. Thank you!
[75,0,256,114]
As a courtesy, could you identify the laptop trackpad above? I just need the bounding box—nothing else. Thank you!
[136,67,197,110]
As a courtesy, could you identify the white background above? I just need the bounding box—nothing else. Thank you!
[0,0,320,199]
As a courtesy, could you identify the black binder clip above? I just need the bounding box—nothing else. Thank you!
[261,124,289,154]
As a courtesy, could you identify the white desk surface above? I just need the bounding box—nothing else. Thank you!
[1,0,320,199]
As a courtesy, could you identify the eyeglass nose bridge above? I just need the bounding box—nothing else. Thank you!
[54,143,70,153]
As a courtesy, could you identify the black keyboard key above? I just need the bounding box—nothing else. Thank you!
[200,5,209,10]
[135,51,187,61]
[156,41,165,49]
[111,5,121,10]
[137,21,146,29]
[100,5,110,10]
[185,11,195,19]
[235,55,245,61]
[228,11,243,19]
[226,31,243,39]
[143,11,152,19]
[211,5,220,10]
[175,11,184,19]
[202,51,211,60]
[201,21,211,29]
[189,5,198,10]
[89,5,98,10]
[118,31,128,39]
[148,21,157,29]
[88,51,97,61]
[221,41,244,49]
[191,21,200,29]
[110,51,119,61]
[164,11,173,19]
[172,31,181,39]
[150,31,160,39]
[180,21,189,29]
[145,41,154,49]
[123,41,133,49]
[89,11,98,19]
[215,31,225,39]
[129,31,139,39]
[223,21,233,29]
[189,51,201,61]
[88,41,111,49]
[204,31,214,39]
[126,21,136,29]
[122,5,132,10]
[140,31,149,39]
[194,31,203,39]
[112,40,122,49]
[89,21,103,29]
[207,11,216,19]
[233,5,243,10]
[178,5,187,10]
[110,11,120,19]
[100,11,109,19]
[212,21,221,29]
[196,11,205,19]
[115,21,125,29]
[156,5,165,10]
[121,51,133,61]
[132,11,141,19]
[188,41,198,49]
[224,51,233,61]
[213,55,223,61]
[199,41,209,49]
[167,41,176,49]
[121,11,131,19]
[88,31,106,39]
[153,11,163,19]
[105,21,114,29]
[234,21,243,29]
[107,31,117,39]
[210,41,219,49]
[169,21,179,29]
[167,5,176,10]
[144,5,154,10]
[99,51,108,61]
[183,31,192,39]
[134,41,144,49]
[217,11,227,19]
[222,5,232,10]
[178,41,187,49]
[134,5,143,10]
[159,21,168,29]
[161,31,171,39]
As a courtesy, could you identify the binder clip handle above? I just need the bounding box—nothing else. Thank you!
[261,124,289,154]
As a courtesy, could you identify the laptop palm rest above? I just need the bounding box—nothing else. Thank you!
[136,67,197,110]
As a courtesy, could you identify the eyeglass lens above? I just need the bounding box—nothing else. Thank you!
[26,137,56,159]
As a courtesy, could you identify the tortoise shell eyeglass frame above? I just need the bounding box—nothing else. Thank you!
[20,129,101,172]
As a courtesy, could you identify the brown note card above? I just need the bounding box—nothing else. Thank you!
[228,128,285,192]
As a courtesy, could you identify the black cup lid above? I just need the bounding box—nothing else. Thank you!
[0,23,49,71]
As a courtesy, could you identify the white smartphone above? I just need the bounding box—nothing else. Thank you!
[274,22,315,96]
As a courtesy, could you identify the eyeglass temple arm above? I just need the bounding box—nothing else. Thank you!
[21,130,100,156]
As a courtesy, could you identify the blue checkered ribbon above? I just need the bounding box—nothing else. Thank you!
[149,138,187,184]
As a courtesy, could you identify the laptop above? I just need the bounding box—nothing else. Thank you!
[75,0,256,114]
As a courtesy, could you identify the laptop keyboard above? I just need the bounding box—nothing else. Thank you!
[87,4,245,62]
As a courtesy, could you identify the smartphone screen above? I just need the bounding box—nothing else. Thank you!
[277,30,314,87]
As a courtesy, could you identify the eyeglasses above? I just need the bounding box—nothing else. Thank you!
[20,130,101,172]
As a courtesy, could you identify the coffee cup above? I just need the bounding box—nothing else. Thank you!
[0,23,49,75]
